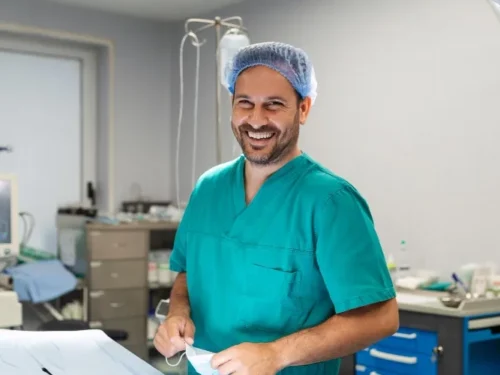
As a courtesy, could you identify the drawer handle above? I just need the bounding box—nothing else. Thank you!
[110,302,124,308]
[393,332,417,340]
[370,372,381,375]
[369,348,418,365]
[111,272,119,278]
[90,291,105,298]
[113,242,124,248]
[355,364,367,372]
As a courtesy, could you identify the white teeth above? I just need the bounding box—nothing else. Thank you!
[248,131,273,139]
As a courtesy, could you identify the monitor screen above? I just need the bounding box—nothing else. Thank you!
[0,179,11,244]
[155,299,170,320]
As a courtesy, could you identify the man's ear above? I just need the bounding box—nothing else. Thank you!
[299,97,312,125]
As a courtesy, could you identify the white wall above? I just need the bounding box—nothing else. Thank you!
[0,0,175,210]
[172,0,500,277]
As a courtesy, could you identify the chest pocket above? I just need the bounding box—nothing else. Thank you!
[236,243,318,335]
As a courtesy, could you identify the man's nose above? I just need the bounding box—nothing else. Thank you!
[247,107,268,127]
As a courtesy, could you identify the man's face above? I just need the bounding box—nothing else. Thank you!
[231,66,311,166]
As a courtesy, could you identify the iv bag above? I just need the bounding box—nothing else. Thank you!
[219,29,250,87]
[489,0,500,20]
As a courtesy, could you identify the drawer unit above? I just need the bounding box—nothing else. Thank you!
[88,230,148,260]
[376,327,438,355]
[89,288,148,320]
[356,345,437,375]
[89,259,147,289]
[85,223,178,363]
[356,325,438,375]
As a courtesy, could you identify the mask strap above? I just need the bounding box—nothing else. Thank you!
[165,351,187,367]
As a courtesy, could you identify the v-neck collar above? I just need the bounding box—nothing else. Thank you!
[232,152,309,214]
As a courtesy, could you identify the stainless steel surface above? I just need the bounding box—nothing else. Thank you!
[439,296,462,308]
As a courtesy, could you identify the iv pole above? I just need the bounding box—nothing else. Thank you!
[184,16,248,165]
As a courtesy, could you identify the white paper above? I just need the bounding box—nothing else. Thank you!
[186,344,219,375]
[0,329,163,375]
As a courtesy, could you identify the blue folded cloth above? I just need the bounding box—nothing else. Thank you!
[4,260,78,303]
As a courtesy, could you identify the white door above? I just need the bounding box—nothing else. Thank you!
[0,36,97,256]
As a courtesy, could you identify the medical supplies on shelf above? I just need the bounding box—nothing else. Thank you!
[148,249,177,287]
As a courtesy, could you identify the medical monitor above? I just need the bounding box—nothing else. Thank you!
[0,174,18,262]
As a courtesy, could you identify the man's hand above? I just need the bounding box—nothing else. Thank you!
[154,314,195,358]
[211,342,282,375]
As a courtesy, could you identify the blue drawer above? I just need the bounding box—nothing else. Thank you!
[377,326,438,355]
[356,345,437,375]
[356,364,400,375]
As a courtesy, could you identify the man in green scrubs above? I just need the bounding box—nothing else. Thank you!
[154,42,399,375]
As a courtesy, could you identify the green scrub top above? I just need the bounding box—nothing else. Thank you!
[170,153,395,375]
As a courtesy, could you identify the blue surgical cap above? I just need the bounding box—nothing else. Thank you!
[224,41,318,105]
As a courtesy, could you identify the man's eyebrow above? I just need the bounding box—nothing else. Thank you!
[234,94,250,100]
[233,94,288,102]
[265,96,287,102]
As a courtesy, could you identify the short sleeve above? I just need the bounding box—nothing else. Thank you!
[315,187,396,314]
[169,192,197,273]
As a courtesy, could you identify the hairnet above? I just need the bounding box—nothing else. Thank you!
[224,41,318,105]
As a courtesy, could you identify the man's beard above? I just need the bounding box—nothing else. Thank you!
[232,113,300,166]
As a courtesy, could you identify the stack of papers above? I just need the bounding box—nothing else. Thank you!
[0,329,163,375]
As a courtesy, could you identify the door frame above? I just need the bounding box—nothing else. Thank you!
[0,23,115,213]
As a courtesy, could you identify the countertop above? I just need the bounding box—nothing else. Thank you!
[396,288,500,318]
[86,220,179,231]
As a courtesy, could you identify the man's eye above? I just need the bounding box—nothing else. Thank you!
[268,101,284,108]
[238,100,252,107]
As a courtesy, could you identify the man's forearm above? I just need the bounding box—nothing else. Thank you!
[168,272,191,317]
[270,299,399,370]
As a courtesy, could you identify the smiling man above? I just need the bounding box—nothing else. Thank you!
[154,42,399,375]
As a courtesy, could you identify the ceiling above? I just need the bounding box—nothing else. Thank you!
[47,0,248,21]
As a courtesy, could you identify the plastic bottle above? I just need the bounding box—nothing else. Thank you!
[386,253,397,284]
[398,240,410,278]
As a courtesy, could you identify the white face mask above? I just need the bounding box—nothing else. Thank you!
[185,344,219,375]
[165,344,218,375]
